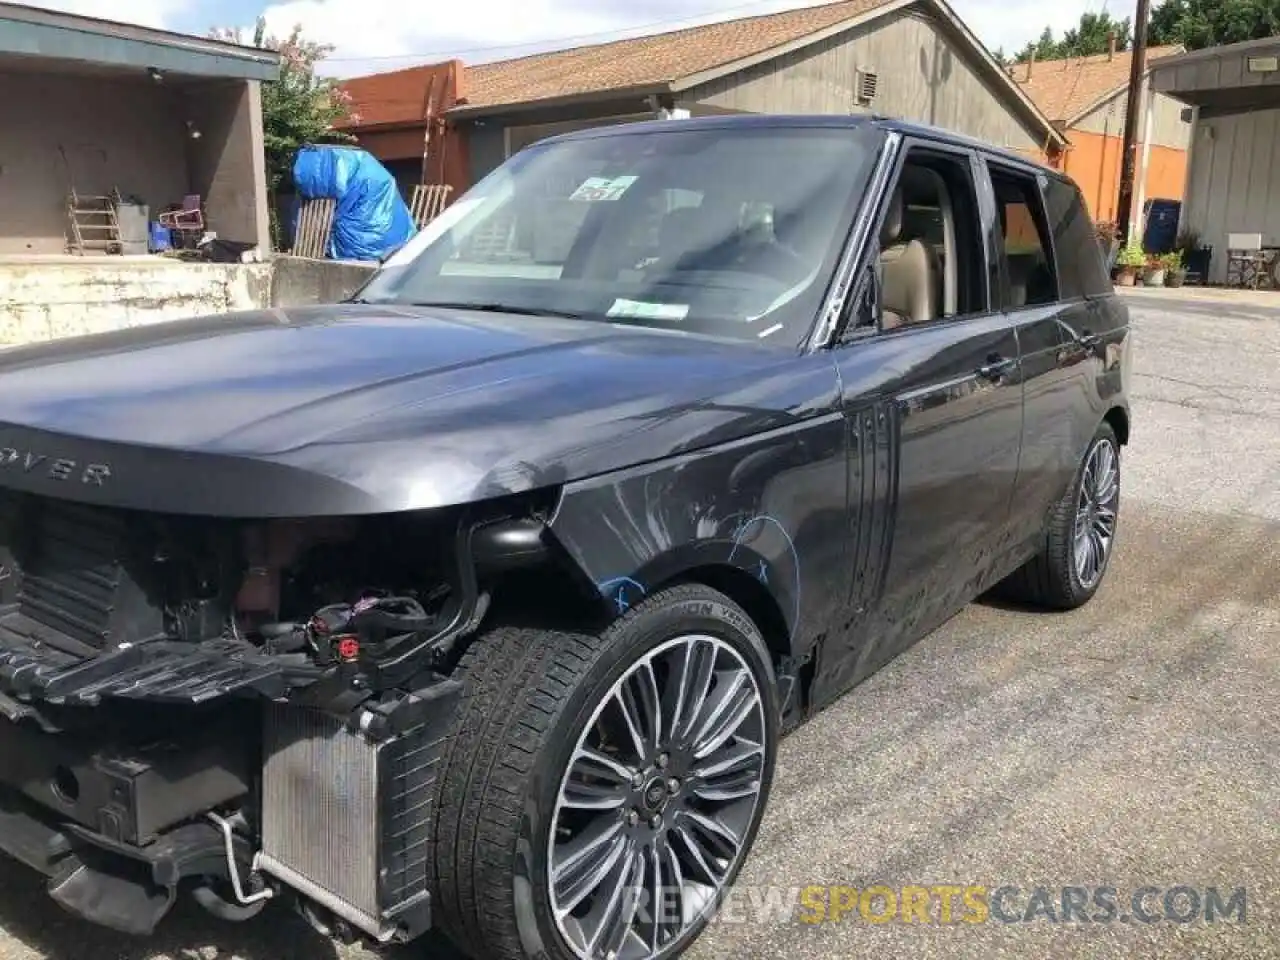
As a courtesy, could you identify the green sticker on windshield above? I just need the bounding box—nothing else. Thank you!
[570,176,638,202]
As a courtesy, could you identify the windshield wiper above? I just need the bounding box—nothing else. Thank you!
[405,301,589,321]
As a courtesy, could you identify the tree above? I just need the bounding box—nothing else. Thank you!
[1150,0,1280,50]
[1011,11,1134,62]
[210,19,356,193]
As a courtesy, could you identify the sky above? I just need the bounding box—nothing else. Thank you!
[32,0,1102,76]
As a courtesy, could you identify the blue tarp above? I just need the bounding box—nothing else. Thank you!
[293,144,416,262]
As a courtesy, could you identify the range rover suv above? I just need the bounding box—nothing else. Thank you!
[0,115,1128,960]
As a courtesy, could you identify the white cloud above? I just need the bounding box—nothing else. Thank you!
[257,0,1099,79]
[18,0,189,29]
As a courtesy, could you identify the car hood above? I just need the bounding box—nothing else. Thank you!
[0,304,802,516]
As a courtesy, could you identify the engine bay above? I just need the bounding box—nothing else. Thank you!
[0,489,460,663]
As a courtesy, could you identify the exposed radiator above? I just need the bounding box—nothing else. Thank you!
[259,698,455,940]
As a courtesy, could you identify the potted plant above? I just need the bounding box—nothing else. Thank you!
[1163,250,1186,287]
[1143,253,1166,286]
[1114,242,1146,286]
[1095,219,1120,268]
[1177,230,1211,284]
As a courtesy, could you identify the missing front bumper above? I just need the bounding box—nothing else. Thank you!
[0,786,235,935]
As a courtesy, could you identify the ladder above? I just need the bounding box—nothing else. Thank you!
[67,188,122,255]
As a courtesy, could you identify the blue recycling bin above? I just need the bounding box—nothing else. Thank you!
[148,221,172,253]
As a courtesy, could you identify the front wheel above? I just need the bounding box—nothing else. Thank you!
[430,584,779,960]
[1000,421,1121,609]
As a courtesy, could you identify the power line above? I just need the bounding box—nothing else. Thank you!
[321,0,817,62]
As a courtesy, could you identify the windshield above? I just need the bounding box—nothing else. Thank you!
[359,123,886,346]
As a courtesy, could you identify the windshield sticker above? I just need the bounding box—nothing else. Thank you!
[570,176,638,203]
[607,299,689,322]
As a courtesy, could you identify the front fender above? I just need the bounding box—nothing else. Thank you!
[546,414,850,654]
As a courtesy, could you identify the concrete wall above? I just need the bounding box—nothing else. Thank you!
[685,9,1046,152]
[270,256,375,306]
[0,69,189,255]
[183,79,270,250]
[0,256,375,347]
[0,258,270,345]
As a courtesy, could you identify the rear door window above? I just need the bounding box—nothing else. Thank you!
[1043,176,1112,298]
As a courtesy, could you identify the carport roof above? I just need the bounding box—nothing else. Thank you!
[0,2,280,81]
[1148,37,1280,113]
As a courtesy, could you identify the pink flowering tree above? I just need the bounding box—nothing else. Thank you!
[210,18,357,194]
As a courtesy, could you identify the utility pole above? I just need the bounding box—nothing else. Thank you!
[1115,0,1151,247]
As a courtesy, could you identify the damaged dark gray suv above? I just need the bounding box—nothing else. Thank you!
[0,115,1129,960]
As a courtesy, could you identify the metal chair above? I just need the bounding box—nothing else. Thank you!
[159,195,205,247]
[1226,232,1266,289]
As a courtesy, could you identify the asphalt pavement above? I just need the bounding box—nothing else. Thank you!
[0,291,1276,959]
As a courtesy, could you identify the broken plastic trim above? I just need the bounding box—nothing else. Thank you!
[366,514,547,687]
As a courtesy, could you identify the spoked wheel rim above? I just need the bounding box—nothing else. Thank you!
[547,633,768,960]
[1073,436,1120,590]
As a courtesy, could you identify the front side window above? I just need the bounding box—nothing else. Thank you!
[359,124,886,347]
[863,148,985,333]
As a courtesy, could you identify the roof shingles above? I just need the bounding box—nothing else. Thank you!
[340,0,896,125]
[1013,45,1184,124]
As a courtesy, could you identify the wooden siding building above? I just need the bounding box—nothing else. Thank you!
[1151,38,1280,286]
[341,0,1066,195]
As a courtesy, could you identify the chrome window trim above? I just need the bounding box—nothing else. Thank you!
[806,129,903,352]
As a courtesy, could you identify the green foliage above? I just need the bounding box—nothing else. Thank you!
[1115,241,1148,267]
[210,19,355,193]
[1012,12,1134,63]
[1150,0,1280,50]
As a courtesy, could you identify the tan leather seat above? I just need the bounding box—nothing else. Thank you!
[879,187,939,329]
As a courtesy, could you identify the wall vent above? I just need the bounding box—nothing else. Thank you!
[856,68,879,106]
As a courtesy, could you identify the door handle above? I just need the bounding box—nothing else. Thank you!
[977,354,1015,381]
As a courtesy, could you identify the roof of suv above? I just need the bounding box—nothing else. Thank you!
[534,113,1063,181]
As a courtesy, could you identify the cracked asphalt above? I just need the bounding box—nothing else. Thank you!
[0,290,1275,959]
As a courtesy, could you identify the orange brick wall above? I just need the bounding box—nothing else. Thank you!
[1060,130,1188,223]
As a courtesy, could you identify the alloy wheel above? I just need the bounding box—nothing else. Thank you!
[1073,436,1119,590]
[547,633,768,960]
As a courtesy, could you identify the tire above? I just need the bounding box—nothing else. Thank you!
[430,584,779,960]
[999,421,1121,610]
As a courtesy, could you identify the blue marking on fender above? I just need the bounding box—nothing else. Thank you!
[597,576,647,615]
[728,515,802,632]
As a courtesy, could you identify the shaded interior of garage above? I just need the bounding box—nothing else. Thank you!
[0,3,275,256]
